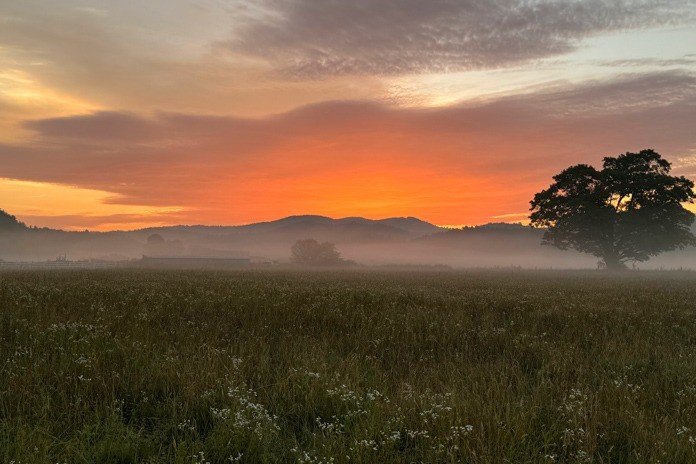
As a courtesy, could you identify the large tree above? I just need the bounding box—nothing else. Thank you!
[529,149,695,270]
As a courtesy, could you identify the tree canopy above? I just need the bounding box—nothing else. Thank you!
[146,233,165,244]
[529,149,695,270]
[0,209,26,231]
[290,239,348,266]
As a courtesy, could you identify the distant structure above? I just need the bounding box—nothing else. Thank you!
[0,257,124,269]
[140,255,250,270]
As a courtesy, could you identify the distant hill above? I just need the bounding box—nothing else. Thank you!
[418,223,544,250]
[376,217,442,237]
[1,209,694,269]
[133,215,441,245]
[0,212,443,262]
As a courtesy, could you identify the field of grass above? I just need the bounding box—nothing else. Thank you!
[2,269,696,463]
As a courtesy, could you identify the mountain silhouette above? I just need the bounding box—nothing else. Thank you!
[132,215,440,245]
[0,209,693,268]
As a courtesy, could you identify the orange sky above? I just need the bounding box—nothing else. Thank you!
[1,1,696,230]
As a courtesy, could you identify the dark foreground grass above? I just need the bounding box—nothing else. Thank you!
[2,269,696,463]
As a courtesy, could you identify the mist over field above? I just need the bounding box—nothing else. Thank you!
[2,211,695,269]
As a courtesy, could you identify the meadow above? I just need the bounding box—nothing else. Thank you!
[2,269,696,463]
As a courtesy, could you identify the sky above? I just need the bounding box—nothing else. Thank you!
[1,0,696,230]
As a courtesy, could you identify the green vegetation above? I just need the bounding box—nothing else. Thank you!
[2,269,696,463]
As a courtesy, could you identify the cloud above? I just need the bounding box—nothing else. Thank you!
[0,0,388,122]
[16,212,189,231]
[225,0,696,78]
[598,56,696,68]
[1,72,695,226]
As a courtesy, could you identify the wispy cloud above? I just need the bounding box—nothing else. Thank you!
[597,55,696,68]
[226,0,696,78]
[0,0,387,121]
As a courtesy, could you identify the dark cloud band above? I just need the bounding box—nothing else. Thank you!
[226,0,696,77]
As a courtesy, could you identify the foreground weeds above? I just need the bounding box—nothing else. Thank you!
[1,269,696,463]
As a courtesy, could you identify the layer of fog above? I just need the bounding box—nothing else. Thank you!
[1,216,694,270]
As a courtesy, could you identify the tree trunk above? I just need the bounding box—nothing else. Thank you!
[603,255,626,271]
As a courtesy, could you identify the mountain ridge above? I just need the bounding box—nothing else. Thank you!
[132,214,442,236]
[1,208,694,269]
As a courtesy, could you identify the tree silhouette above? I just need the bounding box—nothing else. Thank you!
[290,239,347,266]
[530,149,695,270]
[0,209,26,231]
[146,233,165,244]
[145,233,183,256]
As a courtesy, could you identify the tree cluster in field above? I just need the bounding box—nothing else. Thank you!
[290,238,354,266]
[145,233,184,257]
[530,149,695,270]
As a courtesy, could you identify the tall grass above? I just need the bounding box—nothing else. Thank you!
[1,269,696,463]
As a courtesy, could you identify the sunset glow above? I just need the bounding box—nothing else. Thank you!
[1,1,695,230]
[0,178,185,231]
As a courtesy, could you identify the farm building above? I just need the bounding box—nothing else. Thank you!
[140,255,250,269]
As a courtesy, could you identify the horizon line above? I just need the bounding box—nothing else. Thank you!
[6,209,532,233]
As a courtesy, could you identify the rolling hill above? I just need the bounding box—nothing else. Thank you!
[1,209,694,269]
